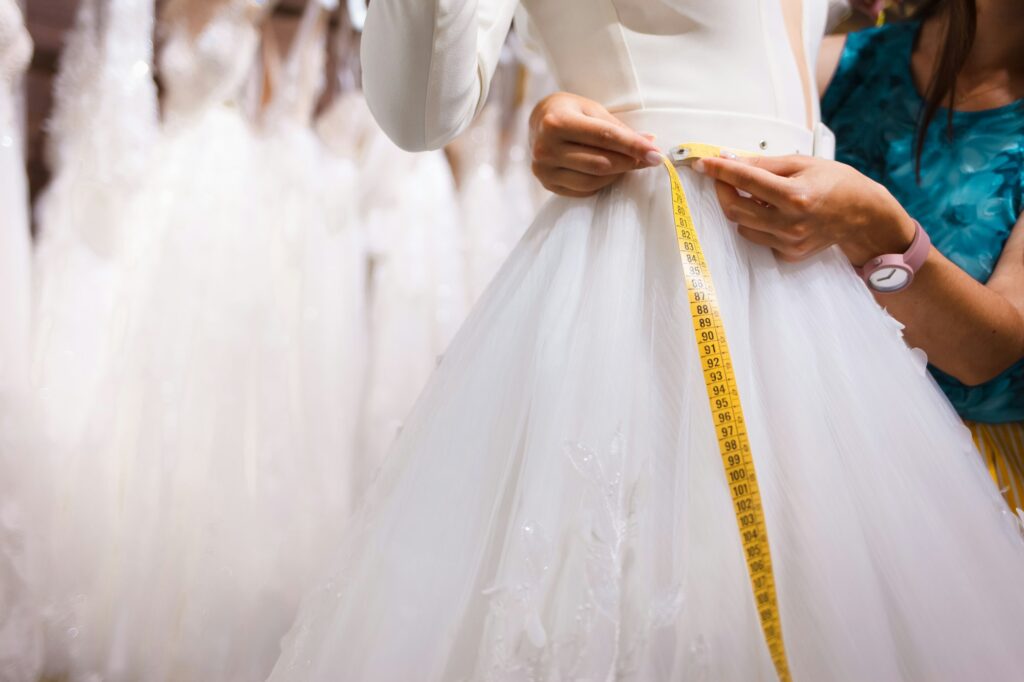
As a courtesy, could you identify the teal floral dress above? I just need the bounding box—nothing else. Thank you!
[822,21,1024,425]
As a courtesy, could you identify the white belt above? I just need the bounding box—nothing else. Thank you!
[616,107,835,160]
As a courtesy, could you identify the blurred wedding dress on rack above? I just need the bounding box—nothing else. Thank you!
[259,0,366,520]
[0,0,31,391]
[28,0,364,678]
[31,0,159,448]
[0,2,44,679]
[0,0,551,675]
[317,79,469,495]
[447,31,554,304]
[451,104,523,303]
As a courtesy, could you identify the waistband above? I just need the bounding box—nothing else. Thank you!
[615,107,834,159]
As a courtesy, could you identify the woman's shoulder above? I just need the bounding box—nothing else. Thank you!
[842,21,915,63]
[839,21,916,83]
[822,21,917,117]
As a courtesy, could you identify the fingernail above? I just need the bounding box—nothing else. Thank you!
[719,151,737,160]
[640,132,657,141]
[737,189,753,199]
[643,150,663,167]
[693,159,706,173]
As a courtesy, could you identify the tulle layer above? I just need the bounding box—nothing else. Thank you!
[271,166,1024,682]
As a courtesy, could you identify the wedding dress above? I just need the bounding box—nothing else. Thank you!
[0,0,31,391]
[500,33,553,232]
[448,40,548,303]
[0,4,43,678]
[451,104,520,302]
[260,0,365,523]
[318,89,469,496]
[31,0,158,447]
[270,1,1024,680]
[33,2,361,679]
[28,2,159,675]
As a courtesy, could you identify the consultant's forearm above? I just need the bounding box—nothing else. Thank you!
[878,249,1024,385]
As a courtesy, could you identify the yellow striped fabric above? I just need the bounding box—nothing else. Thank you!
[968,420,1024,513]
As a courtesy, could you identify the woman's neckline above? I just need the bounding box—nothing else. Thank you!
[901,20,1023,119]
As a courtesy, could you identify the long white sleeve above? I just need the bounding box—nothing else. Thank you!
[360,0,519,151]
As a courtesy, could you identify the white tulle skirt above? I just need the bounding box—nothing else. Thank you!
[34,106,362,681]
[270,165,1024,682]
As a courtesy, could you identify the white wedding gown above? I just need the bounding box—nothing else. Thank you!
[28,2,159,675]
[31,0,159,449]
[270,1,1024,681]
[499,34,553,232]
[0,0,31,392]
[0,3,43,678]
[451,104,516,303]
[260,0,366,524]
[446,37,548,304]
[318,90,469,495]
[31,2,361,679]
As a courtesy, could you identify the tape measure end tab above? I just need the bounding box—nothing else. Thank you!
[669,145,694,165]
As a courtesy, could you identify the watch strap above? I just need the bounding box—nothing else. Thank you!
[854,219,930,280]
[903,219,931,272]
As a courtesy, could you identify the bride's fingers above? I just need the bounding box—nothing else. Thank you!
[552,142,643,176]
[582,104,659,150]
[549,113,661,164]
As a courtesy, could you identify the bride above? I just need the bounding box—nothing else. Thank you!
[270,1,1024,680]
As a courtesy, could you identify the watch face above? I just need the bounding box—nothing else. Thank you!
[868,265,911,292]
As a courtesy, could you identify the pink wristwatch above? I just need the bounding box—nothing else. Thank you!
[854,219,931,293]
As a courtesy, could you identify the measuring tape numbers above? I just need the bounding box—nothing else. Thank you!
[662,145,792,682]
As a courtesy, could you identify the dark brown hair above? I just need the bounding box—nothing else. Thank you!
[910,0,978,176]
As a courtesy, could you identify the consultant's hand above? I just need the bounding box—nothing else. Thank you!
[529,92,663,197]
[696,154,917,266]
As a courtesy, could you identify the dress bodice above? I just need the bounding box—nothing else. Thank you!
[159,1,261,119]
[361,0,840,151]
[45,0,157,172]
[823,22,1024,424]
[0,0,31,87]
[516,0,828,126]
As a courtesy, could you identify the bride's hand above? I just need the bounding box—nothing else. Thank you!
[529,92,663,197]
[696,155,917,266]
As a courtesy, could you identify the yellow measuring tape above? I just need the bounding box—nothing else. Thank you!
[663,144,791,682]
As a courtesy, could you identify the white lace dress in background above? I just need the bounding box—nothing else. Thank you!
[450,104,523,304]
[0,3,44,679]
[318,90,469,498]
[29,0,364,678]
[260,0,366,523]
[30,0,159,452]
[0,0,31,391]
